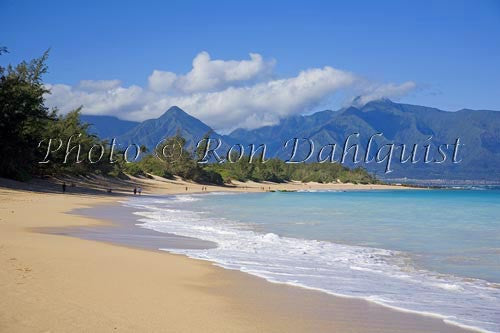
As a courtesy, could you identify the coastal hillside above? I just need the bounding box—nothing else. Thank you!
[80,115,139,140]
[231,99,500,180]
[115,106,229,152]
[83,100,500,180]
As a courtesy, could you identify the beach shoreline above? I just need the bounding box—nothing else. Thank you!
[0,177,477,332]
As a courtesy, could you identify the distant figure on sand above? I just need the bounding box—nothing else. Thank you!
[185,186,188,191]
[138,187,142,195]
[62,182,66,193]
[133,187,137,195]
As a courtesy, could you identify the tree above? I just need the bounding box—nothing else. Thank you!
[40,108,113,175]
[0,50,52,179]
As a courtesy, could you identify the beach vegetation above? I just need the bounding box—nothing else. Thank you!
[0,50,377,185]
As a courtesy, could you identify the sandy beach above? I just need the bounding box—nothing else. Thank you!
[0,177,474,332]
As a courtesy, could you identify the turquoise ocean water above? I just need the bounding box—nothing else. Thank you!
[125,189,500,332]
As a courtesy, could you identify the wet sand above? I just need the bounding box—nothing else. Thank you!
[45,203,216,251]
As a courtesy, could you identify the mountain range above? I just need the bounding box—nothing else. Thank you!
[81,100,500,181]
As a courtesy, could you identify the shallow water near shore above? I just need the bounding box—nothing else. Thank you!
[125,189,500,333]
[50,204,216,251]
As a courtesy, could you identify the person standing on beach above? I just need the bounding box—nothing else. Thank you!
[138,187,142,195]
[62,182,66,193]
[133,187,137,195]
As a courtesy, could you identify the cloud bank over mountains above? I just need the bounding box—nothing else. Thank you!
[148,51,275,93]
[44,51,415,131]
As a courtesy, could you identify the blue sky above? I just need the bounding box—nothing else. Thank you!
[1,0,499,129]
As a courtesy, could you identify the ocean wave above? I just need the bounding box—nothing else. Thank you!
[124,195,500,333]
[296,189,344,193]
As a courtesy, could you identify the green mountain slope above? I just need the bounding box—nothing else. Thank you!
[79,100,500,180]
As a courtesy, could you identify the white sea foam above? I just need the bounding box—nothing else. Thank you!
[123,195,500,333]
[297,189,343,193]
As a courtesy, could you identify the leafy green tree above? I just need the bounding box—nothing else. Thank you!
[0,50,52,179]
[137,154,173,179]
[39,108,121,176]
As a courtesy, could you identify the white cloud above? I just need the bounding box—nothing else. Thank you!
[44,51,416,131]
[45,83,144,115]
[353,81,417,106]
[148,71,176,92]
[78,79,122,92]
[147,51,275,94]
